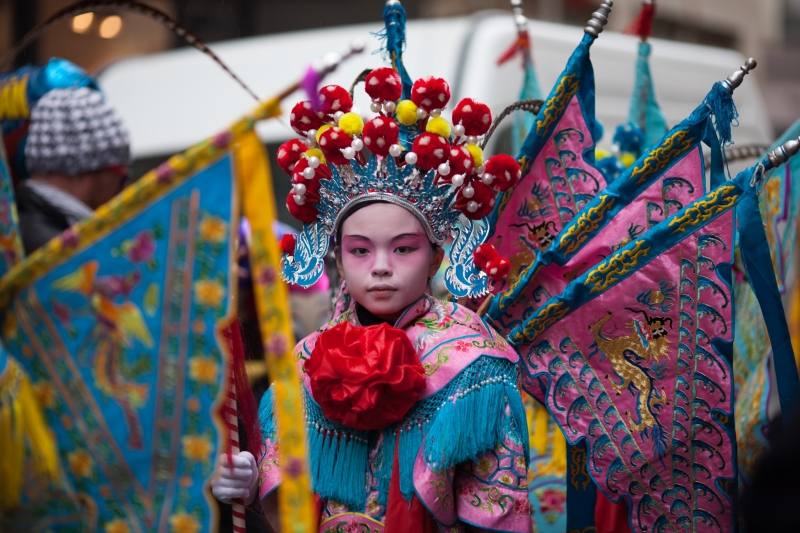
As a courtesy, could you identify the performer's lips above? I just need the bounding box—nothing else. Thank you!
[368,284,397,297]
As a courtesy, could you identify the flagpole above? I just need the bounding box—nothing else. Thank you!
[224,376,248,533]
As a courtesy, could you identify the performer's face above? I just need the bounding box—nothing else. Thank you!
[338,203,443,323]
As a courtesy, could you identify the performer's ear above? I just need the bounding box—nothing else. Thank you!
[428,244,445,278]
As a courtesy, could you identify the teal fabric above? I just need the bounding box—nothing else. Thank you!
[738,171,800,425]
[627,42,667,150]
[512,60,545,156]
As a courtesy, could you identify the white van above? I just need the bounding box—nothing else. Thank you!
[98,11,773,221]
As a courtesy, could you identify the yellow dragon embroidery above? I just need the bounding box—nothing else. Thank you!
[588,310,670,433]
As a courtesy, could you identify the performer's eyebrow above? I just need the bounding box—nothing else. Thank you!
[391,233,424,242]
[342,234,371,241]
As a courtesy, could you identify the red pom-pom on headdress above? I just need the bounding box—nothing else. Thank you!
[454,180,495,219]
[485,256,511,281]
[279,234,297,255]
[411,76,451,112]
[292,157,331,184]
[448,145,474,175]
[484,154,521,192]
[362,117,400,157]
[318,127,352,165]
[411,133,449,171]
[473,243,499,270]
[452,98,493,137]
[318,85,353,116]
[277,139,308,174]
[287,187,320,223]
[290,101,324,135]
[365,67,403,102]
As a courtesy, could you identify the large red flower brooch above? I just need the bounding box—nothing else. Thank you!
[304,321,427,431]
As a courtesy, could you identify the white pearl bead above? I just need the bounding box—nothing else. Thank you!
[482,173,494,185]
[438,162,451,176]
[384,101,396,113]
[302,167,316,180]
[306,129,317,141]
[294,183,307,195]
[476,164,486,174]
[351,138,364,151]
[303,138,315,147]
[416,108,427,119]
[342,147,356,159]
[389,144,403,158]
[430,108,442,117]
[334,111,344,123]
[307,156,320,169]
[453,124,465,137]
[463,185,475,198]
[466,136,478,145]
[467,201,478,213]
[405,152,418,165]
[451,174,465,187]
[322,52,342,70]
[294,194,305,205]
[370,101,382,113]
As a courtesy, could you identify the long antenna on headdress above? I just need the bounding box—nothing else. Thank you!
[623,0,656,41]
[0,0,261,101]
[375,0,414,100]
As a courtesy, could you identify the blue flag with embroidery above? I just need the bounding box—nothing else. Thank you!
[0,142,238,530]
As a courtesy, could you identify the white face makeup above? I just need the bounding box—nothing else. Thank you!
[338,203,443,323]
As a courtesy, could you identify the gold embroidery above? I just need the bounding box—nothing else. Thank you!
[568,445,590,491]
[536,74,580,135]
[558,195,616,255]
[588,313,670,432]
[667,185,739,234]
[630,130,693,185]
[513,301,570,343]
[585,241,650,294]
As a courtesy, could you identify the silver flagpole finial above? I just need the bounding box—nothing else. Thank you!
[767,136,800,168]
[721,58,757,92]
[585,1,613,38]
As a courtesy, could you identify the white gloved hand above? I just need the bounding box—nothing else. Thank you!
[211,451,259,506]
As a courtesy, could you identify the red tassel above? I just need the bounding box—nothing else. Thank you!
[222,322,263,459]
[497,31,531,66]
[623,1,656,40]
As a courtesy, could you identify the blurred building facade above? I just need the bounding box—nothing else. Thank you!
[1,0,799,133]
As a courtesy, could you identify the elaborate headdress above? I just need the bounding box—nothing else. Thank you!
[277,0,527,297]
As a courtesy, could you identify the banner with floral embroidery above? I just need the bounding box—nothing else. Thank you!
[0,96,314,531]
[0,152,237,530]
[506,156,799,533]
[0,141,24,277]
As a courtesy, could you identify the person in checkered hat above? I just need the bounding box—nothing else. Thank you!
[17,86,130,254]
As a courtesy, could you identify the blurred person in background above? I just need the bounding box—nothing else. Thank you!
[17,86,130,255]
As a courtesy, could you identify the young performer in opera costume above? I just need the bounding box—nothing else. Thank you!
[211,4,533,530]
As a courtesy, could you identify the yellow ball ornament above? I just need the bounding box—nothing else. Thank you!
[304,148,326,165]
[620,152,637,168]
[466,144,484,168]
[595,147,611,160]
[338,112,364,137]
[315,124,332,143]
[395,100,418,126]
[425,116,451,138]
